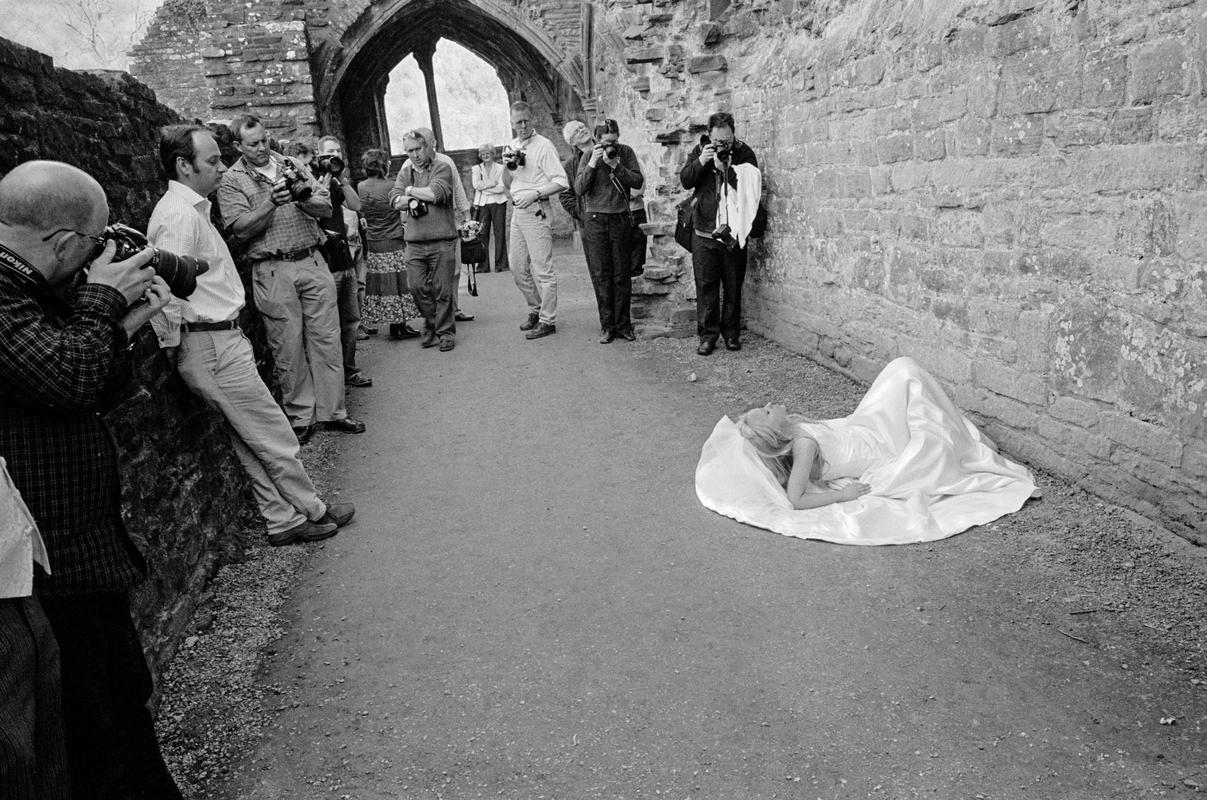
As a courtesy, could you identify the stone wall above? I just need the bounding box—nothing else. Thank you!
[0,36,254,674]
[588,0,1206,542]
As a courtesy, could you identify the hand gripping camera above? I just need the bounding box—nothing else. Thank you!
[501,146,527,171]
[105,223,210,298]
[278,157,313,202]
[700,134,731,164]
[603,142,621,160]
[405,197,429,219]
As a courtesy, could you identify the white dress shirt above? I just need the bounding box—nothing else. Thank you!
[507,132,569,196]
[0,456,50,599]
[148,180,247,348]
[472,162,508,205]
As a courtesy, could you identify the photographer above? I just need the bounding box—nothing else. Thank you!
[315,135,371,388]
[218,115,365,443]
[149,124,355,548]
[679,111,760,355]
[501,101,568,340]
[0,160,180,798]
[573,119,645,343]
[388,127,459,352]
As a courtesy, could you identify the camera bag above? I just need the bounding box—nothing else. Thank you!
[674,194,697,252]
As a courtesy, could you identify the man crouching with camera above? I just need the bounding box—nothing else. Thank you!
[679,111,760,355]
[149,124,355,547]
[389,127,458,352]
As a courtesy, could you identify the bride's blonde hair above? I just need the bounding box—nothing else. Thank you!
[736,408,799,486]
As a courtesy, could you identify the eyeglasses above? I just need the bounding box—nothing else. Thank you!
[41,227,107,248]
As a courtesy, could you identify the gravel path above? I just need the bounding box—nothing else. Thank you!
[155,252,1206,799]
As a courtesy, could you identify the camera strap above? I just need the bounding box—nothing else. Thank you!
[0,243,43,288]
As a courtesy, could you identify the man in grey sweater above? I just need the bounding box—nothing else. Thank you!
[389,127,459,352]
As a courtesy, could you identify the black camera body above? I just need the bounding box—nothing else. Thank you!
[502,146,527,171]
[603,142,621,160]
[710,223,737,250]
[105,223,210,299]
[700,134,732,163]
[279,158,313,202]
[405,197,429,219]
[316,153,344,175]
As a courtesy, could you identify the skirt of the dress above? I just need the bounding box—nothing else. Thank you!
[695,357,1040,545]
[362,249,419,324]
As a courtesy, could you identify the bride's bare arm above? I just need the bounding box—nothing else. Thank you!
[785,437,871,509]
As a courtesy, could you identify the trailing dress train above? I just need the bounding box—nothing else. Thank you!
[695,357,1040,545]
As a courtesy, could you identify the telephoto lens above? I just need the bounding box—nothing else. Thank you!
[104,223,210,299]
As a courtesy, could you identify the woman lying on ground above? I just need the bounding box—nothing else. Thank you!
[695,356,1040,545]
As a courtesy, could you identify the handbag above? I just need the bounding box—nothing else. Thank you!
[674,195,697,252]
[460,237,485,265]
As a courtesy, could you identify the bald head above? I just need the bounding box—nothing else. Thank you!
[0,161,107,235]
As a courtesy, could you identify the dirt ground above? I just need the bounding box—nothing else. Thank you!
[156,246,1207,799]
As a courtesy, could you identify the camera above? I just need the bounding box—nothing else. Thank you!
[405,197,429,219]
[603,142,620,160]
[104,223,210,299]
[710,223,737,250]
[700,134,731,162]
[316,153,345,175]
[278,158,312,202]
[502,146,527,171]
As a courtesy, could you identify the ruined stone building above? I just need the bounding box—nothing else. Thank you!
[4,0,1204,550]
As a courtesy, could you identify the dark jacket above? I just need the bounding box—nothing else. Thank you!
[679,138,759,233]
[0,254,146,596]
[573,143,644,214]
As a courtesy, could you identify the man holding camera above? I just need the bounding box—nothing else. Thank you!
[501,101,569,340]
[0,160,181,798]
[315,135,371,388]
[218,115,366,443]
[150,124,355,547]
[574,119,645,343]
[389,127,459,352]
[679,111,760,355]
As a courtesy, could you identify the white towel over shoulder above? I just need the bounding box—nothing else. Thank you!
[720,163,762,249]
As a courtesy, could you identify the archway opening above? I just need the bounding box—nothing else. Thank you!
[384,40,511,153]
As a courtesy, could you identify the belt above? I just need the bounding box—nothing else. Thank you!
[181,320,240,333]
[253,245,316,263]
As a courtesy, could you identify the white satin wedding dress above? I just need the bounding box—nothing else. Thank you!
[695,357,1040,545]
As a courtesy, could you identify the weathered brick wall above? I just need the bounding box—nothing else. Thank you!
[590,0,1206,541]
[0,36,254,673]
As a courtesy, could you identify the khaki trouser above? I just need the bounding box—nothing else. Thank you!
[251,252,347,427]
[508,201,557,325]
[177,328,326,535]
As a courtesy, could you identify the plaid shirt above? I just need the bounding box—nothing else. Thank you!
[0,251,146,596]
[217,155,328,261]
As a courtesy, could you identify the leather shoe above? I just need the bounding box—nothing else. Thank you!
[519,312,540,331]
[268,519,337,547]
[389,323,421,340]
[363,325,378,335]
[292,425,313,445]
[345,371,373,387]
[599,329,616,344]
[525,322,557,340]
[619,329,637,342]
[316,501,355,528]
[724,337,742,351]
[420,330,438,348]
[697,339,716,356]
[439,336,456,352]
[455,311,475,322]
[321,417,366,434]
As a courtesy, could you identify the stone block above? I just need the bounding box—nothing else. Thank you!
[1100,412,1184,466]
[1046,111,1107,149]
[1173,193,1207,260]
[1038,417,1114,460]
[998,52,1080,116]
[1069,144,1201,193]
[915,129,946,161]
[977,391,1041,431]
[989,116,1044,157]
[989,14,1050,57]
[953,116,992,156]
[1049,395,1102,428]
[1081,49,1128,108]
[935,209,985,247]
[1107,106,1155,144]
[977,360,1049,404]
[1128,38,1188,103]
[911,87,966,129]
[632,76,651,93]
[875,133,913,164]
[688,54,727,74]
[627,47,665,64]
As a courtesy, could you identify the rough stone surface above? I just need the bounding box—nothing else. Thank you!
[0,36,254,676]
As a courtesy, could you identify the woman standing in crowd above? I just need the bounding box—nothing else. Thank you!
[357,148,420,339]
[470,143,509,273]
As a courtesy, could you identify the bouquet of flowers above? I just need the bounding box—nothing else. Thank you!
[457,219,483,243]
